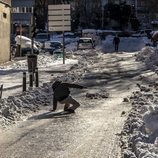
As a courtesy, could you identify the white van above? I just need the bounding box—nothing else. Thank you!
[77,37,94,50]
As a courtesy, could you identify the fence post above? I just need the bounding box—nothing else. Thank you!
[23,72,26,92]
[35,67,39,87]
[0,84,3,99]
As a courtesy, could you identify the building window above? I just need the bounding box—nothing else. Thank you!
[3,13,7,18]
[26,7,29,13]
[29,7,32,13]
[12,7,33,13]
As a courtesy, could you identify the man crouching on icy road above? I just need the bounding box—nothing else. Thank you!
[51,80,85,113]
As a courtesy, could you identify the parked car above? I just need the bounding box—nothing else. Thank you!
[53,49,63,59]
[77,37,95,50]
[35,33,50,44]
[53,32,78,45]
[44,41,63,54]
[132,29,152,38]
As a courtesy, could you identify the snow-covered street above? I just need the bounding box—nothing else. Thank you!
[1,36,158,157]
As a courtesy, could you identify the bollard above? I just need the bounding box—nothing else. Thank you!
[29,72,33,88]
[35,67,39,87]
[23,72,26,92]
[0,84,3,99]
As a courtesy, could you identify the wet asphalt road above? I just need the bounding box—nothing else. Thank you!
[0,52,146,158]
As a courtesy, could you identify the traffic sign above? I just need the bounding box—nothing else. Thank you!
[48,4,71,32]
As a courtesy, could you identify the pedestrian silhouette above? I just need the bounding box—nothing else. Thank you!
[113,34,120,52]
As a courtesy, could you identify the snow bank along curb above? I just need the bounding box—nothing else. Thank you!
[136,47,158,71]
[121,83,158,158]
[0,83,52,128]
[120,46,158,157]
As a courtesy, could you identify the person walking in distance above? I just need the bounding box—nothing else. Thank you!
[113,34,120,52]
[51,80,85,113]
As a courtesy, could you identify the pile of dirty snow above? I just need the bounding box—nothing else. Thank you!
[136,47,158,71]
[0,54,78,71]
[0,83,52,128]
[121,83,158,158]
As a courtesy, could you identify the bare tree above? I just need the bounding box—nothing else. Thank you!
[34,0,47,30]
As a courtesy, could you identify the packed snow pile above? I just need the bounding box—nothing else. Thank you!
[136,47,158,70]
[120,44,158,157]
[121,83,158,158]
[0,54,77,71]
[0,83,52,128]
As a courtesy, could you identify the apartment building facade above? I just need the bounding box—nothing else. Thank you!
[11,0,35,35]
[0,0,11,63]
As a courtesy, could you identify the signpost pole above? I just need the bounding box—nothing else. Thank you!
[63,30,65,64]
[31,15,34,55]
[20,23,22,57]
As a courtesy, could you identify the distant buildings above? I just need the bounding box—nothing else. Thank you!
[0,0,11,63]
[11,0,158,33]
[11,0,35,35]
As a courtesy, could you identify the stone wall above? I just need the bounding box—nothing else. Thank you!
[0,2,10,63]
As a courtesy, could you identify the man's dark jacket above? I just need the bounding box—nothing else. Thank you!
[113,36,120,44]
[52,81,83,110]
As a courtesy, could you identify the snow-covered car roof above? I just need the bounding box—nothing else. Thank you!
[45,40,62,44]
[82,29,96,33]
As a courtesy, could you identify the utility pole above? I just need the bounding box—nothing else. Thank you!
[135,0,137,17]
